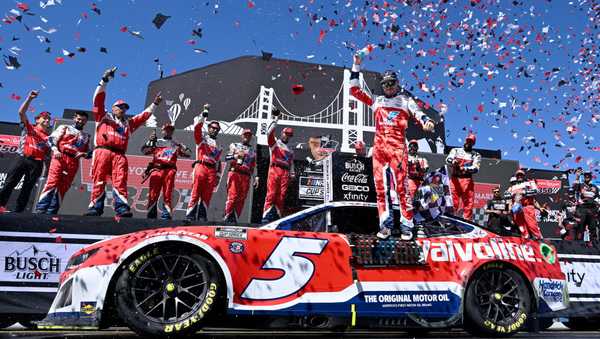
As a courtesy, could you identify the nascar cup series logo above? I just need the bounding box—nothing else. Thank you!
[4,245,60,280]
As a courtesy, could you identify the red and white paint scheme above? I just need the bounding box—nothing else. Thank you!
[40,202,567,337]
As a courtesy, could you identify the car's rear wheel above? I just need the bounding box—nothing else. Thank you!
[464,263,531,337]
[563,317,600,330]
[115,247,221,337]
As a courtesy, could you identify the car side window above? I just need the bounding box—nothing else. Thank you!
[422,216,475,237]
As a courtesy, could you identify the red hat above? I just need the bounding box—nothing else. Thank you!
[242,128,253,136]
[408,139,418,146]
[35,111,51,119]
[282,127,294,136]
[162,123,174,131]
[465,133,476,144]
[112,99,130,110]
[208,120,221,130]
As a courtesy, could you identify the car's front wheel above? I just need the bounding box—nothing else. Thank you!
[114,247,221,337]
[464,263,531,337]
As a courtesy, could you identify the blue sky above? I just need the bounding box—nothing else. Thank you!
[0,0,598,172]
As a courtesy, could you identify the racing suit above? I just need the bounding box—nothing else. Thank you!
[0,120,49,212]
[87,80,156,216]
[186,117,222,221]
[446,147,481,220]
[508,180,542,239]
[350,65,434,231]
[35,125,91,214]
[407,154,429,202]
[262,117,294,223]
[573,182,599,241]
[224,142,256,223]
[142,138,189,220]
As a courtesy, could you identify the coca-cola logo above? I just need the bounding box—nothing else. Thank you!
[344,159,365,173]
[341,173,368,184]
[534,179,561,195]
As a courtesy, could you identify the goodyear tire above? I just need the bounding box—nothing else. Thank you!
[563,317,600,331]
[464,264,531,337]
[115,247,221,337]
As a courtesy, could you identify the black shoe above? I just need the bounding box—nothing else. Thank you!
[84,209,100,217]
[117,211,133,218]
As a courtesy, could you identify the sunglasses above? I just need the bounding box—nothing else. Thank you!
[382,81,397,88]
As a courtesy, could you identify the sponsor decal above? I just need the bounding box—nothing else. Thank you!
[419,239,538,263]
[484,312,527,333]
[0,134,20,153]
[537,280,565,302]
[215,227,247,240]
[298,176,324,201]
[364,292,451,304]
[539,243,556,264]
[3,245,61,280]
[344,158,365,173]
[164,282,217,333]
[229,242,244,254]
[80,301,97,316]
[128,247,160,273]
[534,179,561,195]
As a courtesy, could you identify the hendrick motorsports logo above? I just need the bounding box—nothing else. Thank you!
[344,158,365,173]
[537,280,564,302]
[3,245,60,280]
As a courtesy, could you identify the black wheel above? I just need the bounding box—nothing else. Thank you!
[563,317,600,331]
[464,264,531,337]
[115,247,221,337]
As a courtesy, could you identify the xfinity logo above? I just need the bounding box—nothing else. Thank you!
[344,159,365,173]
[566,269,586,287]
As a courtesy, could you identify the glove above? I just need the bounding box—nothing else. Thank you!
[202,103,210,118]
[102,67,117,83]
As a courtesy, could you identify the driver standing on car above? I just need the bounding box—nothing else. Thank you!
[350,53,435,240]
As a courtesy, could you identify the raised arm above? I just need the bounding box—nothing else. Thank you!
[407,97,435,132]
[267,107,280,148]
[129,93,161,132]
[19,90,38,127]
[194,104,210,145]
[177,142,192,158]
[93,67,116,122]
[141,130,157,155]
[349,56,374,107]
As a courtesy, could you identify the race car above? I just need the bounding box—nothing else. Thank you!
[39,201,567,337]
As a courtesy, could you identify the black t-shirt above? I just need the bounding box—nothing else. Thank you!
[487,198,509,213]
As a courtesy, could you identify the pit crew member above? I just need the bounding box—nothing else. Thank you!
[223,129,258,223]
[446,133,481,220]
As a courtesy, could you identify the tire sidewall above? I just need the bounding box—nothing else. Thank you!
[114,247,221,337]
[464,263,531,337]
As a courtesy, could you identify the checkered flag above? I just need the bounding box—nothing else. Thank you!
[413,167,454,223]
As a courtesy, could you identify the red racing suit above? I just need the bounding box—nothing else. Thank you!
[36,124,91,214]
[142,138,189,219]
[88,80,156,215]
[508,180,542,239]
[223,142,256,222]
[262,117,294,223]
[407,154,429,203]
[446,147,481,220]
[186,117,222,221]
[349,65,432,230]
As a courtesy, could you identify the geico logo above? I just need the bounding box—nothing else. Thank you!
[419,240,537,263]
[342,184,369,192]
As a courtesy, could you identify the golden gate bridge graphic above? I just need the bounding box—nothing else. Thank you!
[180,69,376,153]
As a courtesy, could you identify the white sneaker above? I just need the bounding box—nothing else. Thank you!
[400,230,413,241]
[376,227,392,239]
